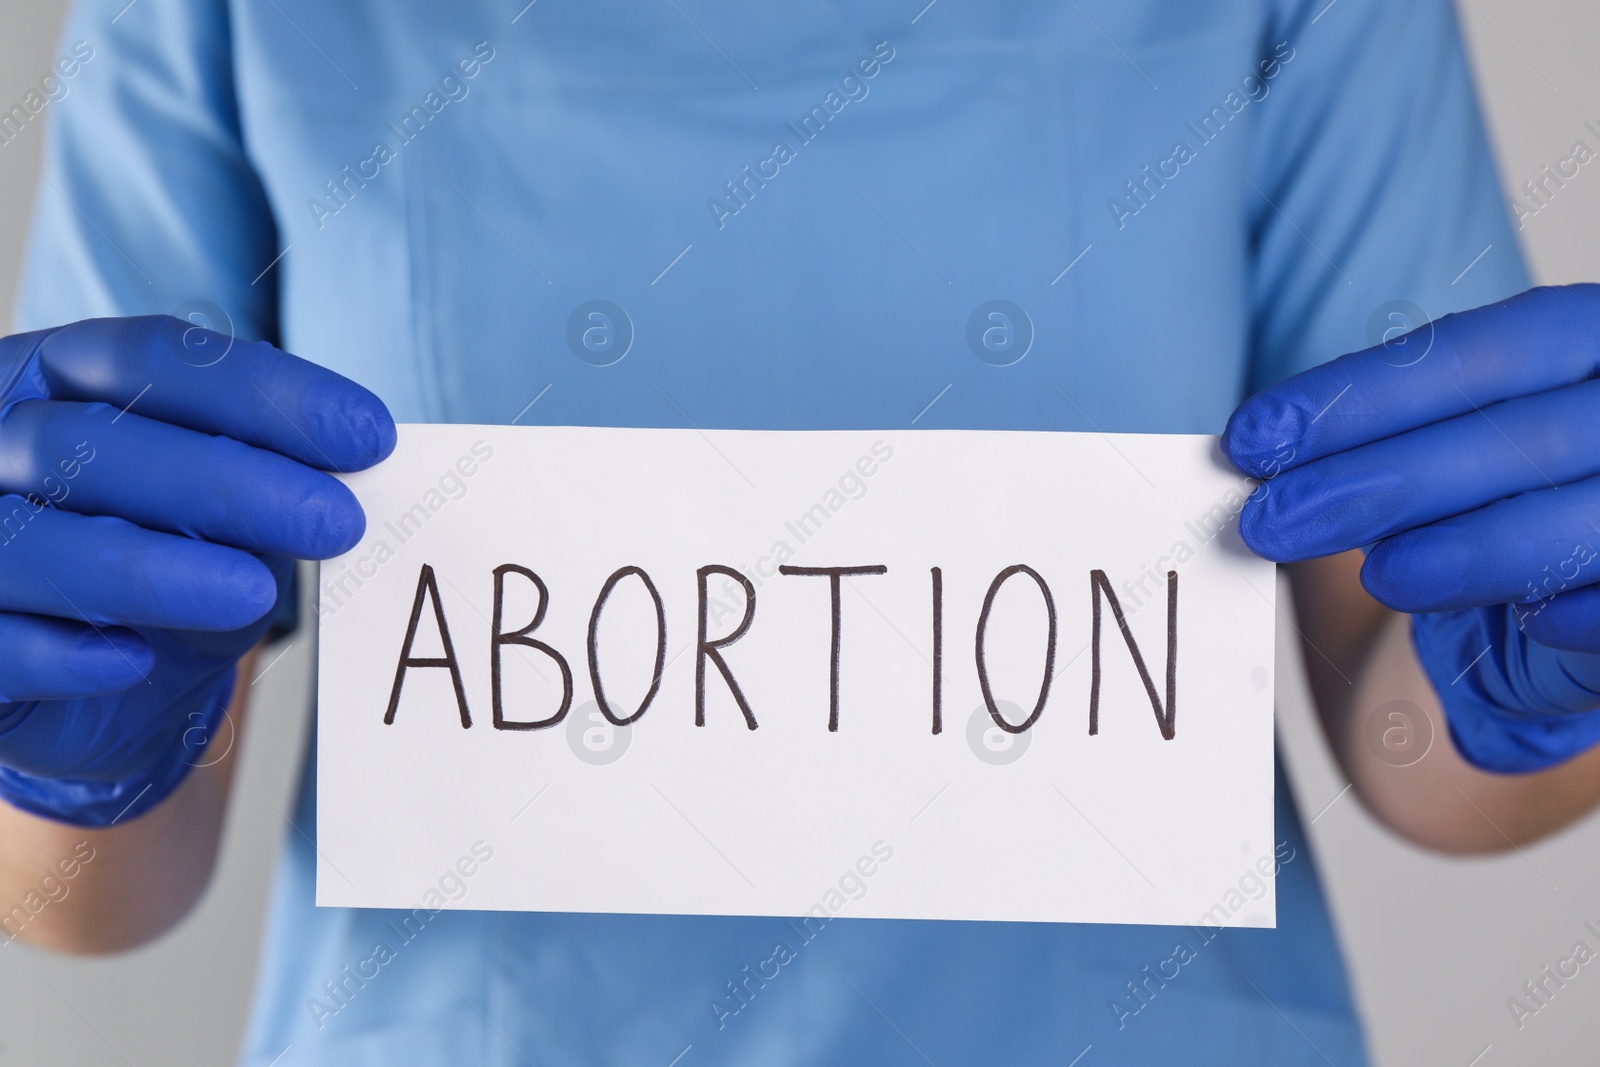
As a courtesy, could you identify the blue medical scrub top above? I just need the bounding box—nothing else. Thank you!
[20,0,1526,1063]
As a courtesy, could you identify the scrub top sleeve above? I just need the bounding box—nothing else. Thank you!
[1244,0,1530,394]
[14,0,279,345]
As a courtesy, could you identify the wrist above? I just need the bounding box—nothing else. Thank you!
[0,664,237,827]
[0,327,57,416]
[1417,606,1600,773]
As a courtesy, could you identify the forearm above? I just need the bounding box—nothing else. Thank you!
[1291,556,1600,853]
[0,650,256,954]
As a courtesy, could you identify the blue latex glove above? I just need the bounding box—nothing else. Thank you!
[1225,284,1600,773]
[0,316,392,825]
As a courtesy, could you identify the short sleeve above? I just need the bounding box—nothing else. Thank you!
[14,0,280,344]
[1245,0,1530,392]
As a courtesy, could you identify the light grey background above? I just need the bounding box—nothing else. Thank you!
[1,2,1597,1064]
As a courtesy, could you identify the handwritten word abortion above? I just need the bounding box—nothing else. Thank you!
[382,562,1179,740]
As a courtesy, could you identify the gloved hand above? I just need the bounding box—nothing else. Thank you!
[0,316,392,825]
[1225,284,1600,774]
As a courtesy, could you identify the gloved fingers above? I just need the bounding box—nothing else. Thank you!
[0,399,364,558]
[1513,586,1600,654]
[1224,285,1600,478]
[1360,474,1600,614]
[29,317,395,473]
[0,499,276,631]
[170,552,297,660]
[1240,377,1600,561]
[0,612,153,702]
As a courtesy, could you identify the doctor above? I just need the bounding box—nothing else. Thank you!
[2,0,1597,1063]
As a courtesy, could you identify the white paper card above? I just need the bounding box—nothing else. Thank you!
[316,425,1277,927]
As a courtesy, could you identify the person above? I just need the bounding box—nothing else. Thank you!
[3,0,1599,1063]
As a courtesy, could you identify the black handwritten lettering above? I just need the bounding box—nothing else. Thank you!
[587,566,667,727]
[974,565,1057,734]
[379,562,1183,745]
[491,564,573,731]
[931,566,943,735]
[384,564,470,727]
[1089,570,1177,740]
[697,565,759,729]
[777,565,888,731]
